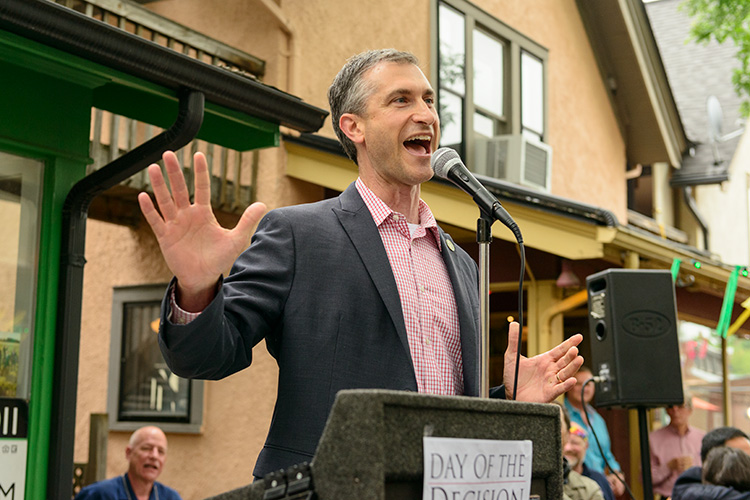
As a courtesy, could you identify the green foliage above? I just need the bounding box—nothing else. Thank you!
[681,0,750,116]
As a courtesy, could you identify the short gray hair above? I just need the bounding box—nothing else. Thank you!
[328,49,420,165]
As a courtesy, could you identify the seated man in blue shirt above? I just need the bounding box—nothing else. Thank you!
[75,425,181,500]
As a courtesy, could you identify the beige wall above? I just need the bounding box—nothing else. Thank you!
[74,1,630,497]
[144,0,627,220]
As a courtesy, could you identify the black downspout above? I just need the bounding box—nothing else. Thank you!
[682,185,710,252]
[48,88,204,498]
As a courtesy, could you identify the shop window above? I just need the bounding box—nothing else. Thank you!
[0,151,42,400]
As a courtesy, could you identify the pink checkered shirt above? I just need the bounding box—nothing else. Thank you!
[356,179,464,395]
[170,180,465,395]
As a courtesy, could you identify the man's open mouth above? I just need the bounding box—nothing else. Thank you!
[403,135,432,155]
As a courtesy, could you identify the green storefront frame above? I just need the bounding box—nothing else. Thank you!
[0,3,326,495]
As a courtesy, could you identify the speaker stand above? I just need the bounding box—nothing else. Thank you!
[637,406,653,500]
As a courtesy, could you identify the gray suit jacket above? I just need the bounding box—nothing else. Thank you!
[158,182,481,477]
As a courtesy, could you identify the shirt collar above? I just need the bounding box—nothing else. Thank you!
[355,178,441,248]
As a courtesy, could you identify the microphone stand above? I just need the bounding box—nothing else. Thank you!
[477,212,494,398]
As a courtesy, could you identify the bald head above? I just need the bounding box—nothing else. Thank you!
[128,426,166,448]
[126,426,168,486]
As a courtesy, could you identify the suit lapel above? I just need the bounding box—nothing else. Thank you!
[333,183,413,367]
[439,228,480,397]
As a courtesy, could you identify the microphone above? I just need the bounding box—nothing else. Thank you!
[431,147,523,243]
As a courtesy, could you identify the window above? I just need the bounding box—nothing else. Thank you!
[435,0,548,170]
[107,284,203,433]
[0,151,42,400]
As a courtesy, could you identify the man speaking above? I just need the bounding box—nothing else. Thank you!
[138,49,584,478]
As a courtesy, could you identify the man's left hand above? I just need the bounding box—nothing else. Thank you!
[503,322,584,402]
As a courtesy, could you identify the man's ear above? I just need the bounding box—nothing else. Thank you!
[339,113,365,144]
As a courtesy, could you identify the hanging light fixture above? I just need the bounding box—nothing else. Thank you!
[556,260,581,288]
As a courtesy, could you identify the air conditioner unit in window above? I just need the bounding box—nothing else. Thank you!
[474,134,552,191]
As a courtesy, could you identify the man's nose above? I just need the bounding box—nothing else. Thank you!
[413,100,437,125]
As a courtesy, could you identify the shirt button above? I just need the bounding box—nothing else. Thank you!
[424,337,430,345]
[419,285,425,292]
[393,214,400,221]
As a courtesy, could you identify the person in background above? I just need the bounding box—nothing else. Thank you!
[559,405,605,500]
[75,425,181,500]
[649,397,705,500]
[702,446,750,492]
[564,365,625,497]
[672,426,750,500]
[565,422,616,500]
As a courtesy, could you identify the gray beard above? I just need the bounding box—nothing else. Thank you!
[565,456,581,469]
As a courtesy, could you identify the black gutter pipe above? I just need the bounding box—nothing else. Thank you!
[48,89,205,498]
[0,0,327,133]
[480,175,620,227]
[284,133,620,228]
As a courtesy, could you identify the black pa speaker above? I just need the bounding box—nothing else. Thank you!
[586,269,684,408]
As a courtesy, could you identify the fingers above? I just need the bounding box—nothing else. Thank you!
[550,376,576,399]
[505,321,520,357]
[555,333,583,357]
[137,191,165,237]
[193,152,211,207]
[550,333,583,369]
[163,150,191,209]
[145,163,174,220]
[144,151,210,221]
[233,202,268,245]
[555,346,584,382]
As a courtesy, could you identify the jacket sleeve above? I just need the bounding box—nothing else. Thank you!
[158,210,295,379]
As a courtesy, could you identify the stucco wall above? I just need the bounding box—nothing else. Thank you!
[697,129,750,266]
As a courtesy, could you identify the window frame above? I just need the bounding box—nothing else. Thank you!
[431,0,549,168]
[107,284,203,433]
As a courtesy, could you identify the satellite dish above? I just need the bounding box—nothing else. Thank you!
[706,95,745,165]
[707,95,723,142]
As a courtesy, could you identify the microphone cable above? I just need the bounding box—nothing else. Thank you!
[511,241,525,401]
[581,377,636,500]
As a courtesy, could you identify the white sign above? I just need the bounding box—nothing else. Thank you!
[423,436,532,500]
[0,439,26,500]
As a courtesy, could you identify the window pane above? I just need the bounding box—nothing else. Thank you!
[439,91,464,147]
[473,29,504,116]
[521,51,544,136]
[119,301,190,421]
[474,112,495,138]
[0,152,42,399]
[439,3,465,95]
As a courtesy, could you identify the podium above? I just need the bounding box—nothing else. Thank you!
[207,390,563,500]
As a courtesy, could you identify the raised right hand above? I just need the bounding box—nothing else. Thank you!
[137,151,267,311]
